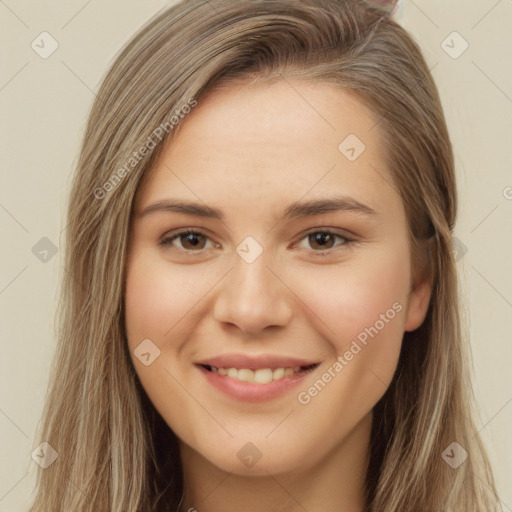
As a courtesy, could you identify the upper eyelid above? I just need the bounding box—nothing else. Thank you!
[161,227,353,239]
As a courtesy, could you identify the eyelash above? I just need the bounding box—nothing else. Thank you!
[159,228,354,257]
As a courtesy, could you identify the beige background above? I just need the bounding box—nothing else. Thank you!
[1,1,511,510]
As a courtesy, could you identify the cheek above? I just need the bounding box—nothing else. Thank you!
[124,252,211,443]
[290,252,410,435]
[288,244,411,405]
[292,245,410,341]
[125,253,211,345]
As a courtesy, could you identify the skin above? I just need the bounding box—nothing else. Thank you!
[125,79,432,512]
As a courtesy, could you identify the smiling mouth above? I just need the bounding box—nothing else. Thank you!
[199,363,319,384]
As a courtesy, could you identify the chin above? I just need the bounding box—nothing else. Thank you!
[193,437,310,477]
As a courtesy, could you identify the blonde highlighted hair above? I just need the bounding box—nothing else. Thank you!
[29,1,502,510]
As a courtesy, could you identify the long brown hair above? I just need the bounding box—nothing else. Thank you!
[29,1,502,510]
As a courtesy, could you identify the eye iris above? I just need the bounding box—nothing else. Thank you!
[309,233,335,250]
[181,233,205,250]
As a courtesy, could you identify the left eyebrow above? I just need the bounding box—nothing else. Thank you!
[283,196,377,219]
[137,196,377,221]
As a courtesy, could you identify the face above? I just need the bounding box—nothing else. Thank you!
[125,79,431,477]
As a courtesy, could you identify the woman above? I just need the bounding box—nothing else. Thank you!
[29,0,502,510]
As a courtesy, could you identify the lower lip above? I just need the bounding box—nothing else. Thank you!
[197,365,315,403]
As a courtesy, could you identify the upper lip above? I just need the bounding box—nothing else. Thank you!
[195,353,320,370]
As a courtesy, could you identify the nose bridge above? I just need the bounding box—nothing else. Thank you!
[212,243,293,335]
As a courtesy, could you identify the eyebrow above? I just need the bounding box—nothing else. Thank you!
[138,196,377,222]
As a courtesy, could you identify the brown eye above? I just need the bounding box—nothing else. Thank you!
[179,232,207,250]
[160,230,213,251]
[308,232,337,250]
[297,230,352,254]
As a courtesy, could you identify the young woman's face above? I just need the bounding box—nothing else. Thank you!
[125,80,431,476]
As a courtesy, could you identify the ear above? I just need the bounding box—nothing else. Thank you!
[403,272,433,332]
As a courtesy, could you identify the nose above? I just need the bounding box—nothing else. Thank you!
[212,253,294,336]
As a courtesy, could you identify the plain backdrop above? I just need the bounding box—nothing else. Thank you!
[1,1,511,510]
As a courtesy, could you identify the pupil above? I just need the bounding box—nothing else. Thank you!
[311,233,333,249]
[184,234,203,248]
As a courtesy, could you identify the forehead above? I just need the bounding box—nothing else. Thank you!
[135,79,403,224]
[170,79,380,159]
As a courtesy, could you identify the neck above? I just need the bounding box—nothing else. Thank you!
[178,412,373,512]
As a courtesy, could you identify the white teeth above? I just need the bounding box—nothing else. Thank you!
[254,368,273,384]
[237,369,254,383]
[273,368,284,380]
[210,366,303,384]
